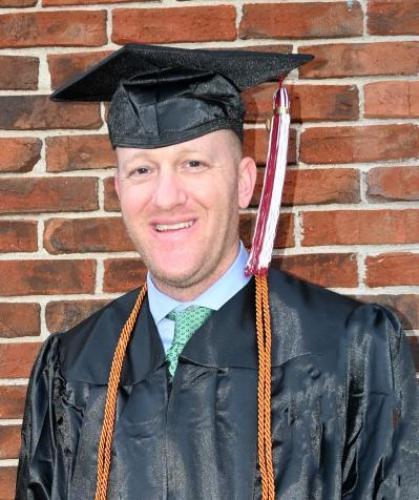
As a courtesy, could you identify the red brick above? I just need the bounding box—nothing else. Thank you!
[302,209,419,246]
[104,176,120,212]
[364,81,419,119]
[0,56,38,90]
[46,299,109,333]
[367,167,419,202]
[243,128,297,166]
[46,135,115,172]
[251,168,359,206]
[357,294,419,330]
[299,42,419,78]
[300,125,419,164]
[44,217,133,254]
[240,212,294,249]
[0,221,37,253]
[45,0,145,5]
[0,0,35,5]
[0,467,17,500]
[368,0,419,35]
[0,342,41,378]
[0,96,101,130]
[112,6,236,44]
[48,50,111,90]
[240,2,362,39]
[0,425,20,459]
[239,43,293,54]
[244,83,358,123]
[0,386,26,418]
[272,253,358,288]
[0,303,40,338]
[0,11,107,48]
[0,138,41,173]
[366,253,419,287]
[0,177,98,214]
[0,260,96,296]
[103,258,147,293]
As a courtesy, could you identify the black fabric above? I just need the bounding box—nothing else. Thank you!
[50,44,312,148]
[15,269,419,499]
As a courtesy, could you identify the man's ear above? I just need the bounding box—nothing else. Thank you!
[238,156,257,209]
[114,169,121,199]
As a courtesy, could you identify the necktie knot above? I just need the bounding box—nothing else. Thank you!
[166,305,212,376]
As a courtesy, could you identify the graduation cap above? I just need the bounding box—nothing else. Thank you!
[52,44,313,500]
[52,43,312,149]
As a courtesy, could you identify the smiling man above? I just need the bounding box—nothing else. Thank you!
[16,45,418,500]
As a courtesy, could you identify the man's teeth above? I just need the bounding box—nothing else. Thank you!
[155,221,194,232]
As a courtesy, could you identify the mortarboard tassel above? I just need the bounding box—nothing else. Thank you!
[247,82,291,500]
[246,83,290,277]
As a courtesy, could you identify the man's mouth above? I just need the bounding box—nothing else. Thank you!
[154,220,195,232]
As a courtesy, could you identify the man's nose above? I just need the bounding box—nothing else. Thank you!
[152,169,187,210]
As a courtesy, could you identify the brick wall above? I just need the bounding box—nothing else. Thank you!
[0,0,418,495]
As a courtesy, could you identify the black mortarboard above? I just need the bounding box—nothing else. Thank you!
[51,44,312,149]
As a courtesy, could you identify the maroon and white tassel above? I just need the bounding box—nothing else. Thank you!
[246,83,290,276]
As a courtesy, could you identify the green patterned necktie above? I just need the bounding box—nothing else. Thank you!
[166,305,212,376]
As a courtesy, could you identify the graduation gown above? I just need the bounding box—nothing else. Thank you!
[15,269,419,499]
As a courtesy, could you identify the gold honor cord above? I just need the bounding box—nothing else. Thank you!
[95,276,275,500]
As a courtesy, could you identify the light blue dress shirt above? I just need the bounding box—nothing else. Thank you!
[147,242,251,352]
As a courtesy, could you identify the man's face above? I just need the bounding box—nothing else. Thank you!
[115,129,256,299]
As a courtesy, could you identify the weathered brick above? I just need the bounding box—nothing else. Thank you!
[46,299,110,333]
[0,138,41,173]
[112,6,236,44]
[244,83,358,122]
[48,50,111,90]
[0,303,40,337]
[300,125,419,164]
[0,386,26,418]
[251,168,360,206]
[45,0,146,5]
[46,135,115,172]
[0,221,37,253]
[0,96,101,130]
[0,342,41,378]
[0,467,17,500]
[0,56,38,90]
[0,0,35,5]
[0,11,107,48]
[272,253,358,288]
[0,260,96,296]
[103,258,147,292]
[366,253,419,287]
[357,294,419,331]
[0,425,20,459]
[240,212,294,249]
[44,217,133,254]
[0,177,98,214]
[244,128,296,166]
[302,209,419,246]
[368,0,419,35]
[104,176,120,212]
[240,2,363,39]
[367,166,419,202]
[364,81,419,118]
[299,42,419,78]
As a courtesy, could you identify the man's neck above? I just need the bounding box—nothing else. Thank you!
[149,242,242,302]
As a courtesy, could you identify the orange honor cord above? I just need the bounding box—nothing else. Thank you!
[95,284,147,500]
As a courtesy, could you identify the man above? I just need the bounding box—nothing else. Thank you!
[16,45,418,499]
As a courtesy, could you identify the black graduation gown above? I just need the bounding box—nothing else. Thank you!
[15,269,419,499]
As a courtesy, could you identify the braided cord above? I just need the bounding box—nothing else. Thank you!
[95,284,147,500]
[255,275,275,500]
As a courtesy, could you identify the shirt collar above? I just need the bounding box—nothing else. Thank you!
[147,242,251,325]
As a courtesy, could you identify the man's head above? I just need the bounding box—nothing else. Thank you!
[115,129,257,300]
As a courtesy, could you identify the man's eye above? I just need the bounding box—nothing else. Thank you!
[132,166,150,175]
[188,160,201,168]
